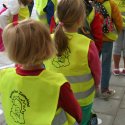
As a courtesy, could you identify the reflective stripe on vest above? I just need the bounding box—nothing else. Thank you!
[66,73,92,83]
[66,73,94,100]
[74,122,79,125]
[52,110,79,125]
[52,110,67,125]
[74,85,95,100]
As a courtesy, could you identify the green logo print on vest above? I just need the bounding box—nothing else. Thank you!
[52,48,71,68]
[10,90,30,124]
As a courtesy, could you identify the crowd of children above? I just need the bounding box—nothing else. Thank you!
[0,0,124,125]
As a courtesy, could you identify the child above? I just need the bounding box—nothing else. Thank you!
[78,0,103,55]
[0,0,32,51]
[44,0,101,124]
[94,0,123,98]
[113,0,125,75]
[0,19,82,125]
[31,0,57,33]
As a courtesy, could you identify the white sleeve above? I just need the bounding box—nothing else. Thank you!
[8,0,20,15]
[31,0,38,19]
[0,9,11,29]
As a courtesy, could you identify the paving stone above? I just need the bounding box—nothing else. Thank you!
[93,98,120,115]
[113,109,125,125]
[107,86,125,100]
[120,94,125,109]
[110,75,125,87]
[96,113,114,125]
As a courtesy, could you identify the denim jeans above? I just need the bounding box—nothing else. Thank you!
[101,42,113,92]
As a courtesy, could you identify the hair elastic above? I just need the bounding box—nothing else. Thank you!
[13,21,18,26]
[59,22,64,27]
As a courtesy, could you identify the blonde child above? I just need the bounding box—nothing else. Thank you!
[0,19,82,125]
[44,0,101,125]
[0,0,32,51]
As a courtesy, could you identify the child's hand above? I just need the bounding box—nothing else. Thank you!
[95,87,100,98]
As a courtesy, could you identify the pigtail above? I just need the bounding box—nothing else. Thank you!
[54,23,68,56]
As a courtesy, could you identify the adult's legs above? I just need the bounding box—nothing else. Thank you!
[113,30,123,70]
[101,42,113,92]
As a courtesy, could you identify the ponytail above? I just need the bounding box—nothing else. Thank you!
[54,24,68,56]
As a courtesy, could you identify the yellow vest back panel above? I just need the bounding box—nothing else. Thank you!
[45,33,95,106]
[0,68,66,125]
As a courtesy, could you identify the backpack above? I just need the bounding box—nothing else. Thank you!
[94,0,114,33]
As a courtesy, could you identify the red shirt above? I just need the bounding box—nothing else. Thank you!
[88,42,101,88]
[90,12,103,53]
[16,67,82,123]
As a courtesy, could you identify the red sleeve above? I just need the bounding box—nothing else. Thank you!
[88,41,101,88]
[58,82,82,123]
[12,14,18,22]
[90,12,103,53]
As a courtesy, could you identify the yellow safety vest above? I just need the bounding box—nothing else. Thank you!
[87,8,95,26]
[103,1,118,40]
[18,6,30,20]
[36,0,57,25]
[114,0,125,27]
[53,108,78,125]
[0,68,76,125]
[45,32,95,106]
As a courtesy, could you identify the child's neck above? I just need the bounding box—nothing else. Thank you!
[64,24,78,33]
[21,64,44,70]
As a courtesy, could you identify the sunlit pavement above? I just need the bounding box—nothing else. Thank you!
[0,52,125,125]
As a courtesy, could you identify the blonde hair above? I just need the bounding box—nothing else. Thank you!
[2,19,55,65]
[55,0,86,56]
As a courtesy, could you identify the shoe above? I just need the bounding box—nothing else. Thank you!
[90,113,98,125]
[121,69,125,75]
[112,69,120,76]
[101,89,116,99]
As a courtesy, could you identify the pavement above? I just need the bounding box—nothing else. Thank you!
[0,52,125,125]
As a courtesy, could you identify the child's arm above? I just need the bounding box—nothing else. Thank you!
[90,12,103,54]
[58,82,82,123]
[88,41,101,88]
